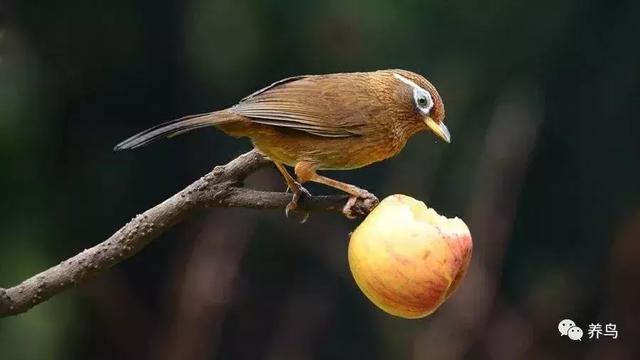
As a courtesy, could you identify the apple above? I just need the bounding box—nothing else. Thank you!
[348,194,472,319]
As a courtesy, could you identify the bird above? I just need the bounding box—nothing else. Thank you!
[114,69,450,218]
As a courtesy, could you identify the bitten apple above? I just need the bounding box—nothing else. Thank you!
[348,194,472,319]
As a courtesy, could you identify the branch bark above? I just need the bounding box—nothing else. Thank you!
[0,149,378,317]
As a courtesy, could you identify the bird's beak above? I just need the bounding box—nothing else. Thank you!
[425,117,451,143]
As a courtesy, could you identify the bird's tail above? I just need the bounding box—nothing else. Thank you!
[114,110,237,150]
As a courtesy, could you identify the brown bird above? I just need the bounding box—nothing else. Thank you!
[115,69,449,217]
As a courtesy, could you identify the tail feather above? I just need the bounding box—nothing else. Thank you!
[114,110,235,150]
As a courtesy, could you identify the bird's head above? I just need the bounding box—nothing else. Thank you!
[389,70,449,143]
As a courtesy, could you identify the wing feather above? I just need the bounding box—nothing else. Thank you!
[232,74,375,137]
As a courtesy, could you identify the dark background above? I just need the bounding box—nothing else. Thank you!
[2,0,639,359]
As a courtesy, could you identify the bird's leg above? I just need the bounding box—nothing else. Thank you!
[273,161,311,221]
[294,162,377,219]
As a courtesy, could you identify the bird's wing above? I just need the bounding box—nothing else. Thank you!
[232,74,374,138]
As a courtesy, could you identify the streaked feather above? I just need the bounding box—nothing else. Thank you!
[232,74,380,137]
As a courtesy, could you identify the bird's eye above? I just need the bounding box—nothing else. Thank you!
[413,89,432,112]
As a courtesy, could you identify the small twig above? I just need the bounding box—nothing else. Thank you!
[0,149,378,317]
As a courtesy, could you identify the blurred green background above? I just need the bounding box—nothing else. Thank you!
[1,0,639,359]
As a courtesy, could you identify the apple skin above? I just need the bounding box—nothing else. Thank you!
[348,194,472,319]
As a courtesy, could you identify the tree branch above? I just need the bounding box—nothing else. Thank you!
[0,149,378,317]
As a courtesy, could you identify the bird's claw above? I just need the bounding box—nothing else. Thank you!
[342,197,359,219]
[342,190,379,219]
[285,184,312,223]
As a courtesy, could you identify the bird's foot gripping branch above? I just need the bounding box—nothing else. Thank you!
[0,149,379,318]
[342,190,379,219]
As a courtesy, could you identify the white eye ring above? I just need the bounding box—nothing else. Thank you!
[413,88,433,114]
[393,73,434,114]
